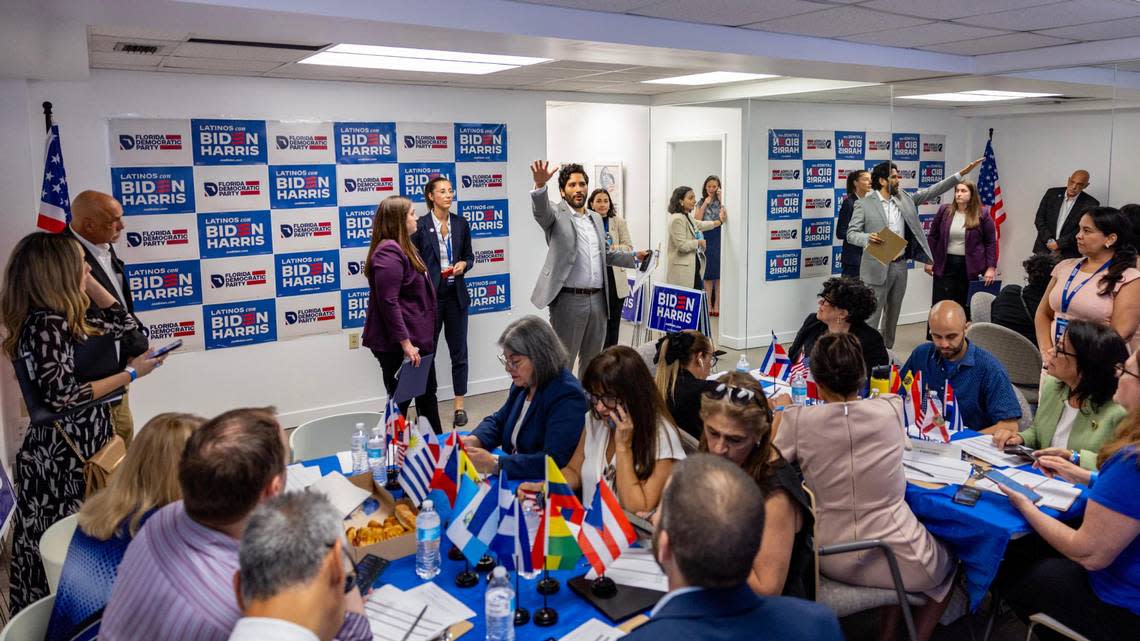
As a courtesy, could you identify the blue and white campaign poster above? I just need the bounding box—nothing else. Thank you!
[765,128,946,281]
[109,117,510,352]
[621,276,644,324]
[647,284,704,333]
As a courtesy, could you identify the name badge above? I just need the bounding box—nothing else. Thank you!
[1054,316,1069,347]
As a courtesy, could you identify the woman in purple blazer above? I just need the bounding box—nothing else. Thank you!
[924,180,998,318]
[362,195,441,432]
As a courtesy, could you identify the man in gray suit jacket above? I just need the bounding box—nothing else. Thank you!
[847,157,982,348]
[530,161,645,375]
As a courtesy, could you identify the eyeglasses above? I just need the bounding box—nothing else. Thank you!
[817,295,835,307]
[587,392,620,410]
[704,383,764,407]
[704,352,719,368]
[497,353,525,372]
[1115,362,1140,381]
[1053,344,1076,359]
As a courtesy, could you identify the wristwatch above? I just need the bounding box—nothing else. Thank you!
[491,455,502,475]
[1069,450,1081,466]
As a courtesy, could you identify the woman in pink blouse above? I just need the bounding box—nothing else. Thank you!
[1035,207,1139,355]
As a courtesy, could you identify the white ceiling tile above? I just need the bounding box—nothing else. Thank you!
[1036,16,1140,40]
[858,0,1063,21]
[1113,60,1140,72]
[631,0,831,26]
[88,25,188,41]
[89,51,163,68]
[545,61,638,70]
[954,0,1140,31]
[512,0,655,11]
[921,31,1075,54]
[171,42,317,63]
[844,22,1012,47]
[161,57,283,72]
[743,6,932,38]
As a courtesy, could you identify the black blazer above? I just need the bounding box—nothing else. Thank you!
[62,227,149,363]
[1033,187,1099,257]
[835,195,863,272]
[413,212,475,308]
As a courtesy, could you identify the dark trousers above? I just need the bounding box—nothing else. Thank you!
[932,254,970,319]
[372,349,442,434]
[604,268,624,348]
[435,283,469,397]
[1004,557,1140,641]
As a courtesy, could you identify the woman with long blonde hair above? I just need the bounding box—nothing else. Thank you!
[925,179,998,317]
[362,195,441,432]
[46,413,204,641]
[1,232,165,612]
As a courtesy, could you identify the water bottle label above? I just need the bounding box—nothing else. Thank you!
[417,525,440,542]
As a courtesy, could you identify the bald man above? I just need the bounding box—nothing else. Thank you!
[900,301,1020,434]
[66,190,149,445]
[1033,170,1100,258]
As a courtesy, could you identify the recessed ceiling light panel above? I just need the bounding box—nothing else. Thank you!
[298,44,551,75]
[643,71,779,85]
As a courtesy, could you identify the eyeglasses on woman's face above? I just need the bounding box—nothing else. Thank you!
[1115,362,1140,381]
[497,352,526,372]
[587,392,620,410]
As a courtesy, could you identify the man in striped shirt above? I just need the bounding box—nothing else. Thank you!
[101,408,370,641]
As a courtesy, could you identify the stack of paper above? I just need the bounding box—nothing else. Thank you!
[901,449,973,485]
[974,469,1082,511]
[285,464,323,493]
[307,472,372,517]
[585,547,668,592]
[559,618,627,641]
[956,435,1027,468]
[364,584,474,641]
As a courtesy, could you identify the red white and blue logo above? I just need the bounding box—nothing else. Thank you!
[146,319,198,340]
[125,260,202,312]
[275,134,328,151]
[276,250,340,297]
[460,200,508,239]
[119,133,182,151]
[460,172,504,190]
[835,131,865,160]
[343,175,394,193]
[204,299,276,350]
[203,179,261,198]
[769,129,802,160]
[210,269,268,289]
[198,211,272,259]
[284,305,336,325]
[340,287,369,329]
[403,133,449,150]
[770,228,798,242]
[767,190,802,220]
[474,248,505,268]
[399,163,456,203]
[279,220,333,240]
[466,274,510,314]
[766,250,800,281]
[112,166,195,215]
[919,161,945,188]
[339,206,375,248]
[454,123,506,162]
[892,133,920,161]
[192,119,266,165]
[269,165,336,209]
[801,219,833,247]
[334,122,397,164]
[126,227,190,249]
[770,168,801,182]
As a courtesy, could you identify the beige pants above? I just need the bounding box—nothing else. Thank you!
[110,390,134,448]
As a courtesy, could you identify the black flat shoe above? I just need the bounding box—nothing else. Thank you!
[453,409,468,427]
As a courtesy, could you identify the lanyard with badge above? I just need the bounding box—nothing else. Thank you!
[1055,258,1112,344]
[436,223,455,284]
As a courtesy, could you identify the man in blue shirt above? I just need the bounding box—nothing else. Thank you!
[901,301,1021,433]
[625,454,841,641]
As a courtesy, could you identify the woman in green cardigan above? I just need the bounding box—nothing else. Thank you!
[993,319,1129,470]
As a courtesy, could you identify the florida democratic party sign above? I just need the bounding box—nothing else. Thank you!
[765,129,946,281]
[110,119,510,352]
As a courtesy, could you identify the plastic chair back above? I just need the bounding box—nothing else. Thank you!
[40,513,78,593]
[289,412,384,463]
[0,594,55,641]
[971,292,996,323]
[965,322,1042,404]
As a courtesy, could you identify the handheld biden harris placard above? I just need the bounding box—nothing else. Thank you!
[110,118,509,352]
[764,128,946,281]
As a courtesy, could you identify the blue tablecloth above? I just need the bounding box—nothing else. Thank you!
[903,430,1088,610]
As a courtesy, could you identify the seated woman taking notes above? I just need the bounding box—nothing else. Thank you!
[462,316,587,479]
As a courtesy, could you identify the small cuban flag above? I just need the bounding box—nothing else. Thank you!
[944,382,964,433]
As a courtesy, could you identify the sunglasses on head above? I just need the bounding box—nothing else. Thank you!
[704,383,764,407]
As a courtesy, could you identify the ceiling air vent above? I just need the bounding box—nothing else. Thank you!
[113,42,161,55]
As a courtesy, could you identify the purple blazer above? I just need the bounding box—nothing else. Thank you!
[927,204,997,278]
[362,240,437,354]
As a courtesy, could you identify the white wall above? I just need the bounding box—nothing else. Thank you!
[669,140,723,200]
[742,100,970,348]
[6,70,561,428]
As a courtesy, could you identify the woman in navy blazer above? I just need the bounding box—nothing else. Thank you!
[924,180,997,317]
[462,316,587,479]
[362,195,441,432]
[413,177,476,428]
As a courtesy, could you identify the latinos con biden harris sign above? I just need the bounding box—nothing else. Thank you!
[765,129,946,281]
[110,118,510,352]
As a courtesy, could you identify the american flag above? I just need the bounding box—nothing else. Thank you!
[37,125,71,233]
[978,137,1005,260]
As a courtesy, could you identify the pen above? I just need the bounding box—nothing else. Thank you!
[903,462,935,478]
[400,604,428,641]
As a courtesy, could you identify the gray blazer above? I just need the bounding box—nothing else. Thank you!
[530,185,638,313]
[846,173,960,286]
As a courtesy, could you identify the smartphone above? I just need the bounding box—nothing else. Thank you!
[623,509,655,536]
[952,485,981,507]
[353,554,390,594]
[1003,444,1038,461]
[150,339,183,358]
[638,251,653,272]
[984,469,1042,503]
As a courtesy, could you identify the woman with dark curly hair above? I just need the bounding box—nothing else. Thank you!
[788,276,888,381]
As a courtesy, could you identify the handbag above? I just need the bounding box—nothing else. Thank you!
[54,426,126,498]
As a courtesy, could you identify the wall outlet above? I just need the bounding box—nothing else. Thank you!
[348,333,361,350]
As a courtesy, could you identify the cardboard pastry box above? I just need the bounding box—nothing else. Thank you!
[343,473,419,562]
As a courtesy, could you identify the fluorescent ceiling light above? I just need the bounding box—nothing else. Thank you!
[299,44,551,75]
[900,90,1061,102]
[643,71,779,85]
[961,90,1061,98]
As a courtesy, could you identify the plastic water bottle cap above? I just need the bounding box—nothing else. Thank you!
[422,500,433,510]
[492,566,507,578]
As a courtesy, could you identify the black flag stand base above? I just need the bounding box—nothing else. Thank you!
[589,574,617,598]
[536,567,560,595]
[534,580,558,629]
[474,554,496,573]
[514,570,530,626]
[448,544,466,561]
[384,466,400,491]
[455,560,478,588]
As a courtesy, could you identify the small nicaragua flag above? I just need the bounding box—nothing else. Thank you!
[446,475,499,565]
[944,382,964,433]
[490,470,534,574]
[37,124,71,233]
[398,427,436,506]
[577,479,636,575]
[760,331,792,381]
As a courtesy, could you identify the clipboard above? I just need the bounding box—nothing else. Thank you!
[392,352,435,404]
[865,226,908,265]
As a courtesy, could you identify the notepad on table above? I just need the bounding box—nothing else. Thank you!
[585,547,668,592]
[902,449,972,485]
[956,435,1026,468]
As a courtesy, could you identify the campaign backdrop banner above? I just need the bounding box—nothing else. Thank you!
[110,118,509,351]
[765,128,947,281]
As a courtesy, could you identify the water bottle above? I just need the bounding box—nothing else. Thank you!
[350,423,368,475]
[927,390,943,417]
[485,566,515,641]
[367,425,385,485]
[416,500,441,579]
[735,354,750,373]
[791,370,808,405]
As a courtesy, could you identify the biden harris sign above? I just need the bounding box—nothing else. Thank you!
[109,117,511,352]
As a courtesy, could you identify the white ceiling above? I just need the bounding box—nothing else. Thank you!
[517,0,1140,55]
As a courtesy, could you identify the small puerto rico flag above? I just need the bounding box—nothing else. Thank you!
[760,331,792,381]
[577,479,636,575]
